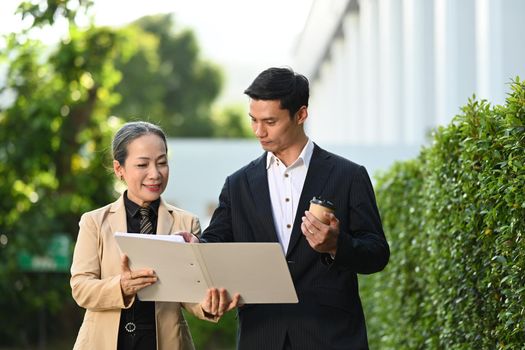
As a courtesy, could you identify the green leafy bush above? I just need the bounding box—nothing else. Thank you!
[361,78,525,349]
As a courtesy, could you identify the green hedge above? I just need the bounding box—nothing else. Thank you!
[361,78,525,349]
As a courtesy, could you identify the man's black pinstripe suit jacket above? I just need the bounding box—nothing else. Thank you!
[202,144,390,350]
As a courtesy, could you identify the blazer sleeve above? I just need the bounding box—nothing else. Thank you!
[70,213,132,311]
[191,214,202,238]
[181,302,219,323]
[331,165,390,274]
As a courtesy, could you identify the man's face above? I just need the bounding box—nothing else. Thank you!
[249,99,305,156]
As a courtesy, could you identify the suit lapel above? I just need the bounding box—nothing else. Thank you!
[287,145,334,256]
[246,154,279,242]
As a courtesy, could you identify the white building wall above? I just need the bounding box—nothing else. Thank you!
[332,37,347,143]
[359,0,379,144]
[294,0,351,80]
[343,11,362,144]
[295,0,525,148]
[402,0,434,144]
[308,62,334,141]
[500,0,525,101]
[476,0,503,102]
[434,0,477,125]
[476,0,525,105]
[378,0,403,144]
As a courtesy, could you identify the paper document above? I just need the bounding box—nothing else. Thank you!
[114,232,298,304]
[120,232,186,243]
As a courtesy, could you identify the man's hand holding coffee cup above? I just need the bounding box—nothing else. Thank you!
[301,197,339,255]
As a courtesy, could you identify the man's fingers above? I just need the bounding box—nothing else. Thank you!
[301,222,318,243]
[174,231,196,243]
[301,222,313,237]
[327,212,340,229]
[304,211,322,231]
[301,215,323,238]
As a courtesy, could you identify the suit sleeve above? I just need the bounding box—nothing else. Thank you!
[201,177,234,243]
[331,165,390,274]
[70,213,132,311]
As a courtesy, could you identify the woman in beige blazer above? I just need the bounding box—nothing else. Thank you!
[70,121,238,350]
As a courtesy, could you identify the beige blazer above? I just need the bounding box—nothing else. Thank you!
[70,195,213,350]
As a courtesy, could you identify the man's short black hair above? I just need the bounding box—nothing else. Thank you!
[244,67,309,118]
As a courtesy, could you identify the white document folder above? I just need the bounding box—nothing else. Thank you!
[114,232,298,304]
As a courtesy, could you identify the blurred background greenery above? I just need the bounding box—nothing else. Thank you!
[0,0,249,348]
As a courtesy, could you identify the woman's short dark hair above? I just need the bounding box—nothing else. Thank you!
[244,67,309,118]
[112,121,167,165]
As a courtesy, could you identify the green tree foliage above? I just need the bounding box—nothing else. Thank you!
[361,79,525,349]
[112,14,224,137]
[212,103,252,138]
[1,2,245,348]
[0,0,123,346]
[17,0,94,27]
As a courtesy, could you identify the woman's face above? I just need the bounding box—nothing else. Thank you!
[113,133,169,207]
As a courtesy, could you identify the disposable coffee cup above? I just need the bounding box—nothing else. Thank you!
[309,197,335,225]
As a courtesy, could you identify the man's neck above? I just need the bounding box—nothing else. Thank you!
[273,136,309,167]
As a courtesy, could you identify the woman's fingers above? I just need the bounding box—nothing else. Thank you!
[210,288,219,315]
[120,266,157,296]
[121,254,131,275]
[228,293,241,310]
[217,289,240,316]
[201,288,216,315]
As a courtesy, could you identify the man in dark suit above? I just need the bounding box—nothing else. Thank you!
[201,67,389,350]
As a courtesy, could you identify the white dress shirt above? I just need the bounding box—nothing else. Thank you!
[267,139,314,254]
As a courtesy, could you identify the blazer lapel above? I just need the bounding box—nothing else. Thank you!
[157,199,174,235]
[287,145,334,256]
[108,195,128,235]
[246,154,279,242]
[108,195,173,235]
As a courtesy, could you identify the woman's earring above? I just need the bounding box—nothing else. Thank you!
[119,175,123,181]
